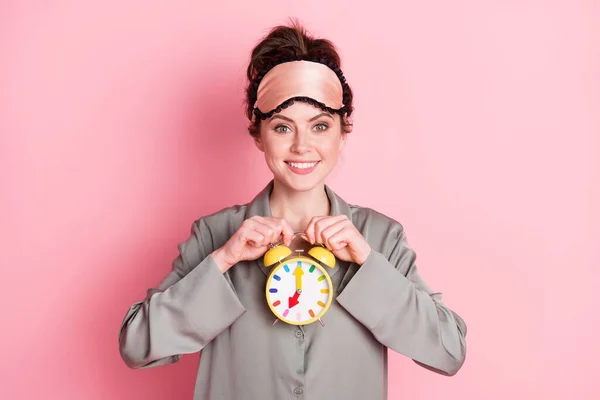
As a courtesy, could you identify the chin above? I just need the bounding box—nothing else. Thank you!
[276,174,326,193]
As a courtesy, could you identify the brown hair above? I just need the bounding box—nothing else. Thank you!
[244,19,354,137]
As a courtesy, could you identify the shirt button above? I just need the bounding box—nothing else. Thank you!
[294,329,303,338]
[293,387,304,397]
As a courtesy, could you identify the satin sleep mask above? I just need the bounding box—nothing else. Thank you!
[251,59,349,120]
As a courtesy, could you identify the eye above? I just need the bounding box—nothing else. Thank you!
[274,125,292,134]
[314,123,329,132]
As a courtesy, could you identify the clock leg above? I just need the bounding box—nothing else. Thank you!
[318,318,325,327]
[272,318,279,326]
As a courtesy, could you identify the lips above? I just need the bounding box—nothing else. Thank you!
[285,160,320,175]
[285,161,320,169]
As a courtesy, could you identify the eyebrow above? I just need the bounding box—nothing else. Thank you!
[270,112,334,123]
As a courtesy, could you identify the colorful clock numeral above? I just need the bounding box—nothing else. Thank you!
[283,264,290,273]
[309,265,315,273]
[308,309,315,318]
[320,289,329,294]
[273,300,281,307]
[273,274,281,281]
[317,301,326,307]
[269,288,277,293]
[283,309,289,317]
[317,276,325,282]
[296,313,301,321]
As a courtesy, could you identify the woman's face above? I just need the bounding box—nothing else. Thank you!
[254,102,346,192]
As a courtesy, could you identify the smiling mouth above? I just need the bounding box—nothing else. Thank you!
[285,161,321,169]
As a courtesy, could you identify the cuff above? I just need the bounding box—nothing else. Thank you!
[336,249,410,330]
[170,254,246,342]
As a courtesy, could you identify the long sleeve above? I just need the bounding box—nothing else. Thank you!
[336,228,467,376]
[118,218,246,369]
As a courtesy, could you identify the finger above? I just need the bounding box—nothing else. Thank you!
[314,216,347,246]
[240,228,265,247]
[259,217,294,246]
[275,218,295,247]
[327,227,355,251]
[257,223,281,245]
[320,219,348,250]
[243,220,279,246]
[304,216,328,244]
[253,217,283,244]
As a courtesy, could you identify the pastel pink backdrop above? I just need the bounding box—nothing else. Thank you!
[1,1,598,399]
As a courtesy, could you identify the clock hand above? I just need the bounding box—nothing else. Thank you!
[288,291,301,308]
[293,265,304,292]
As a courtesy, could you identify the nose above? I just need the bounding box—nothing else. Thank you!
[290,130,311,154]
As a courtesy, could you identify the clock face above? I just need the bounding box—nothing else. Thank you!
[266,257,333,325]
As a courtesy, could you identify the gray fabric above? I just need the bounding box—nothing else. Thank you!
[119,180,467,399]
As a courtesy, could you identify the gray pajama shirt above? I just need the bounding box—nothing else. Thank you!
[118,180,467,399]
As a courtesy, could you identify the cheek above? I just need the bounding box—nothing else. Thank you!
[318,137,343,158]
[262,138,288,159]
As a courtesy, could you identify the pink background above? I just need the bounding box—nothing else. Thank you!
[2,1,599,399]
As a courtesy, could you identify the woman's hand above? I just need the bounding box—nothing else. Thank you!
[212,216,294,273]
[303,215,371,265]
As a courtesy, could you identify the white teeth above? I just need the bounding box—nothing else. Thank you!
[288,161,318,169]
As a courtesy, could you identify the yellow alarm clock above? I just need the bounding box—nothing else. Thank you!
[263,232,336,326]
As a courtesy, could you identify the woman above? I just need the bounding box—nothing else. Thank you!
[119,21,467,400]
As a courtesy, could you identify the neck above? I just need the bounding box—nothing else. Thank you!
[269,179,331,232]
